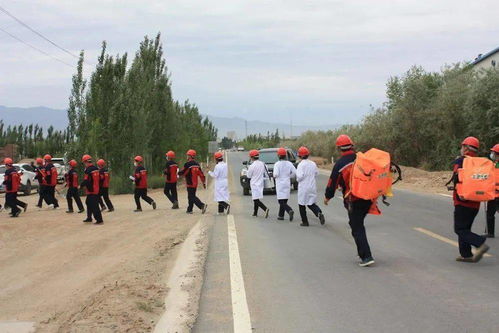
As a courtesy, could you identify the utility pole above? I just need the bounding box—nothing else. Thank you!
[245,120,248,139]
[290,112,293,138]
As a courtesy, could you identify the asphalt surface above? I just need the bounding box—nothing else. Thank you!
[194,152,499,333]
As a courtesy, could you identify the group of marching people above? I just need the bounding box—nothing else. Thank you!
[2,135,498,266]
[234,134,498,267]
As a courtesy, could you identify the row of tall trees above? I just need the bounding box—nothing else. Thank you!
[290,65,498,170]
[237,130,281,150]
[66,34,217,192]
[0,121,68,158]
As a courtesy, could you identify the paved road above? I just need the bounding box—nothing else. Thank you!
[194,152,499,333]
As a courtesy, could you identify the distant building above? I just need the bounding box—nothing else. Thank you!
[471,46,499,71]
[227,131,237,141]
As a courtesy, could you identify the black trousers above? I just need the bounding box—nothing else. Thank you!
[99,187,114,210]
[86,194,103,222]
[66,187,84,211]
[46,186,59,207]
[164,182,178,204]
[218,201,229,213]
[253,199,267,215]
[347,199,373,260]
[37,185,51,207]
[454,205,485,258]
[486,199,497,236]
[6,192,26,215]
[299,203,321,223]
[134,188,154,209]
[278,199,293,217]
[187,187,204,212]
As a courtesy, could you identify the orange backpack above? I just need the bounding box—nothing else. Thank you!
[350,148,392,200]
[456,157,495,202]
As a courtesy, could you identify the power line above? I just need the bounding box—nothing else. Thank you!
[0,4,86,63]
[0,26,73,67]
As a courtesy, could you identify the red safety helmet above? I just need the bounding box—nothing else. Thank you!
[491,144,499,153]
[69,159,78,167]
[214,152,223,160]
[134,155,143,163]
[44,154,52,161]
[4,157,13,165]
[336,134,354,147]
[249,149,259,158]
[461,136,479,149]
[277,147,287,156]
[82,154,92,162]
[36,157,43,164]
[187,149,196,157]
[297,146,310,157]
[166,150,176,159]
[97,159,106,167]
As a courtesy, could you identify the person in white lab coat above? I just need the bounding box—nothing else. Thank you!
[296,146,325,226]
[208,151,230,214]
[273,148,296,221]
[246,149,270,218]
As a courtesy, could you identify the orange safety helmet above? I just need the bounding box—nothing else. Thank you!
[69,159,78,167]
[490,144,499,154]
[134,155,143,163]
[336,134,354,147]
[166,150,176,159]
[461,136,479,149]
[81,154,92,162]
[297,146,310,157]
[249,149,259,158]
[4,157,13,165]
[97,159,106,167]
[36,157,43,164]
[187,149,196,157]
[44,154,52,161]
[277,147,287,156]
[214,152,223,160]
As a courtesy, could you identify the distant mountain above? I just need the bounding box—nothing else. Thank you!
[0,105,340,138]
[0,105,68,130]
[205,115,339,140]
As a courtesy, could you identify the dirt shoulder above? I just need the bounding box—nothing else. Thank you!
[311,156,453,196]
[0,187,208,332]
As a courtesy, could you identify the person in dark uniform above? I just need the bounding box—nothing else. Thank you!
[324,135,375,267]
[43,154,59,209]
[178,149,207,214]
[65,159,84,213]
[452,137,489,262]
[80,154,103,224]
[484,143,499,238]
[97,159,114,212]
[164,150,179,209]
[132,156,156,212]
[3,157,27,217]
[34,157,50,208]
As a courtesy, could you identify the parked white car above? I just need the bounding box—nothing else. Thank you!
[51,157,67,184]
[0,163,40,195]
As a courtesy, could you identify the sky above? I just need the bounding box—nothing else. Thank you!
[0,0,498,125]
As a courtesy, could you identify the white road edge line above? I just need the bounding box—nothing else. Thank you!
[227,214,252,333]
[439,193,453,198]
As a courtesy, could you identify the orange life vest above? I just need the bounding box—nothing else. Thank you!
[350,148,392,200]
[456,157,495,202]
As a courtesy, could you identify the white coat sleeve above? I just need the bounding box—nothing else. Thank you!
[290,163,297,178]
[247,163,254,179]
[273,163,280,178]
[296,163,304,182]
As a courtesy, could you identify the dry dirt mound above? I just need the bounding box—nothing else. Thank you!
[0,187,205,332]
